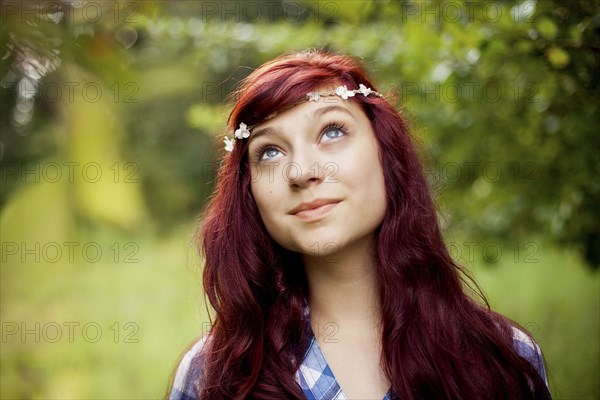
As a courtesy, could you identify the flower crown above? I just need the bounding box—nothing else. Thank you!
[223,84,382,152]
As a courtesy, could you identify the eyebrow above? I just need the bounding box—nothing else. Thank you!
[248,105,356,145]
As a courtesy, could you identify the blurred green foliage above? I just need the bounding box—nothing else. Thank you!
[1,0,598,263]
[0,0,598,398]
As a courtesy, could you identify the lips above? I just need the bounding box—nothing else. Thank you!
[289,199,341,220]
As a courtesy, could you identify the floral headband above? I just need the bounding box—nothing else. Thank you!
[223,84,383,152]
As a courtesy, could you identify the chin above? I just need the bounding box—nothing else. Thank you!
[287,233,348,258]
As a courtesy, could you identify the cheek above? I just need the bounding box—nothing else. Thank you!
[367,151,388,216]
[362,165,387,213]
[250,180,268,214]
[250,177,281,226]
[344,140,387,215]
[343,139,382,184]
[250,180,292,247]
[370,166,388,220]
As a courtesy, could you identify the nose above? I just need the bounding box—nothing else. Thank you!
[285,150,324,189]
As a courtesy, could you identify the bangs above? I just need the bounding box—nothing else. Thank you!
[233,74,345,128]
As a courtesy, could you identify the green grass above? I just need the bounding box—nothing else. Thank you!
[467,239,599,399]
[1,231,598,399]
[1,226,206,399]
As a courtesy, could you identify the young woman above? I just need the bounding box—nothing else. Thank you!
[168,49,551,399]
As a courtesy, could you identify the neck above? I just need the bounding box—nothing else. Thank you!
[302,234,382,340]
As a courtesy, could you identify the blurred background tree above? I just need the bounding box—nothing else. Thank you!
[2,0,598,263]
[1,0,598,398]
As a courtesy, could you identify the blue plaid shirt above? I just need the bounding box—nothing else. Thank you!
[169,322,549,400]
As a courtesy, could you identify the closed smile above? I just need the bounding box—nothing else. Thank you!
[290,199,341,221]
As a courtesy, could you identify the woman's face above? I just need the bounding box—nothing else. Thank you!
[248,96,387,257]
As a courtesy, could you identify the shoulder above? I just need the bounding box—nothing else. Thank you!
[169,335,210,400]
[510,326,549,387]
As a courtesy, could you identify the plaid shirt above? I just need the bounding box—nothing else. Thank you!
[169,322,549,400]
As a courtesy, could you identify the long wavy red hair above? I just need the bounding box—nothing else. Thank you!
[194,49,551,399]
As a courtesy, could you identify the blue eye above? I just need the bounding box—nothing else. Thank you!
[322,124,347,141]
[258,146,282,161]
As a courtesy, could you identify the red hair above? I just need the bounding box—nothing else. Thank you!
[195,49,551,399]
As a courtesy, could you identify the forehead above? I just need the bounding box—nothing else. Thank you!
[251,97,365,134]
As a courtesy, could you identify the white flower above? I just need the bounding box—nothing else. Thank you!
[307,92,320,102]
[357,84,373,96]
[224,136,235,152]
[234,122,251,139]
[335,85,355,100]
